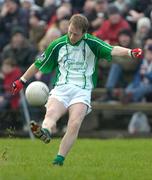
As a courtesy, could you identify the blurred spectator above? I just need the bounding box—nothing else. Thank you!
[144,4,152,21]
[130,0,152,17]
[83,0,96,33]
[41,0,56,23]
[133,0,149,11]
[133,17,151,48]
[62,2,72,12]
[70,0,85,13]
[0,0,29,51]
[29,10,46,48]
[94,0,108,15]
[0,58,22,110]
[99,29,139,102]
[35,0,44,6]
[46,3,72,31]
[143,31,152,49]
[57,16,70,35]
[0,57,23,130]
[40,3,72,51]
[122,45,152,103]
[113,0,131,14]
[20,0,41,11]
[83,0,108,33]
[94,5,130,45]
[125,0,152,30]
[1,26,37,70]
[38,27,61,52]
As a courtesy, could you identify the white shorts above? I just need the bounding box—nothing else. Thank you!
[49,84,92,114]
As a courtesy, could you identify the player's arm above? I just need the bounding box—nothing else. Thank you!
[85,34,143,62]
[12,63,39,95]
[21,63,39,82]
[12,36,65,95]
[111,46,143,59]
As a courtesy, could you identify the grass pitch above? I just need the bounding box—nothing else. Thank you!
[0,138,152,180]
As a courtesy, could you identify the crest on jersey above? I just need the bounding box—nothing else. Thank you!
[37,52,46,62]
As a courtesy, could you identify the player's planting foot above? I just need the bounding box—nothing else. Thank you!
[30,121,51,144]
[52,155,65,166]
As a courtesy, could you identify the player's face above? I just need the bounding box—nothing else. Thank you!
[68,23,84,44]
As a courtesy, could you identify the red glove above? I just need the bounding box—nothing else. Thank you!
[12,79,25,95]
[130,48,143,59]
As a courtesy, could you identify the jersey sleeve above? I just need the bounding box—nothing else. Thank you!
[34,40,59,74]
[85,34,113,62]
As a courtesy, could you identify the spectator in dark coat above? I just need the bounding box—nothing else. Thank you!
[83,0,108,33]
[1,27,38,70]
[0,0,29,51]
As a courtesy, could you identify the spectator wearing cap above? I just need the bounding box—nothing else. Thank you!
[0,0,29,51]
[1,26,37,70]
[122,45,152,103]
[94,5,130,45]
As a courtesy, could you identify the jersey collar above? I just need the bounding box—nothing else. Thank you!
[66,33,87,46]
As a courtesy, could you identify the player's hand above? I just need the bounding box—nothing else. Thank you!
[12,79,24,95]
[130,48,143,59]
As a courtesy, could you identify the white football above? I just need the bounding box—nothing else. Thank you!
[25,81,49,106]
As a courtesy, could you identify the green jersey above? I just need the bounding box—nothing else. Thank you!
[34,33,113,90]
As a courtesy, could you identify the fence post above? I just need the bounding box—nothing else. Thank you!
[20,90,34,139]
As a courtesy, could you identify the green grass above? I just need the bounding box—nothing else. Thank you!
[0,138,152,180]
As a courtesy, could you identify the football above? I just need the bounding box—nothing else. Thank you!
[25,81,49,106]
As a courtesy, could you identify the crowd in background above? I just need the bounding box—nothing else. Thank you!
[1,0,152,130]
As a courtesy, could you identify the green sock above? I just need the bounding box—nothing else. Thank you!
[42,128,51,138]
[53,155,65,166]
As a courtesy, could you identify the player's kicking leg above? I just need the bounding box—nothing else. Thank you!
[30,97,67,144]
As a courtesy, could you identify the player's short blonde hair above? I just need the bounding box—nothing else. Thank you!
[69,14,89,33]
